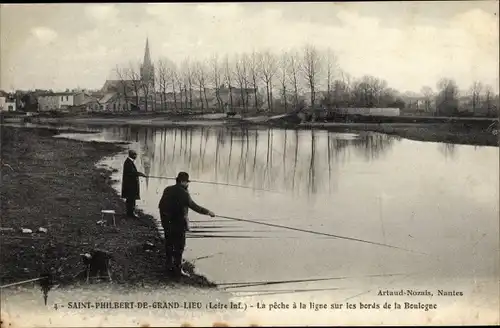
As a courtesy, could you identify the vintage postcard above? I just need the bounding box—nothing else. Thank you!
[1,2,498,327]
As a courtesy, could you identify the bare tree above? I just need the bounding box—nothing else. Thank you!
[170,63,179,111]
[287,50,301,111]
[259,50,278,113]
[421,86,434,113]
[483,84,494,116]
[332,76,350,108]
[300,44,323,112]
[234,53,250,113]
[469,81,483,112]
[181,58,194,110]
[210,54,223,111]
[324,48,337,109]
[248,50,261,110]
[350,75,388,108]
[277,52,290,112]
[223,54,235,112]
[113,65,130,110]
[241,53,251,113]
[155,61,166,111]
[436,78,459,116]
[194,60,209,112]
[175,66,184,110]
[126,62,142,110]
[340,71,353,106]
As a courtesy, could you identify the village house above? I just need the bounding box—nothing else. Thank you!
[0,90,17,112]
[38,91,86,111]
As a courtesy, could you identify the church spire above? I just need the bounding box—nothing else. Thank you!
[140,37,154,85]
[143,37,152,67]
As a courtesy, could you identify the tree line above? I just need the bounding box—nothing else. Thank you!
[112,44,498,117]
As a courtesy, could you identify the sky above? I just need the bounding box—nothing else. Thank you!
[1,2,499,94]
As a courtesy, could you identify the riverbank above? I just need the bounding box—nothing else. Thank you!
[291,122,499,147]
[8,112,499,147]
[0,126,215,288]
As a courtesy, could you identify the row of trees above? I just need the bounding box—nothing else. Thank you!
[112,45,498,116]
[420,79,498,116]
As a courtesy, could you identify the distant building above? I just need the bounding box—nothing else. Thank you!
[38,91,85,111]
[99,38,154,111]
[0,90,17,111]
[140,38,155,90]
[86,93,137,112]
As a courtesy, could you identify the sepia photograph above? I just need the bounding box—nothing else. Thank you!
[1,2,499,326]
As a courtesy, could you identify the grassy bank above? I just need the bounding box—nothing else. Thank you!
[362,123,498,147]
[267,118,499,147]
[0,126,215,288]
[302,123,499,147]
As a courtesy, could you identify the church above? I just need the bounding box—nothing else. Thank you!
[96,38,156,112]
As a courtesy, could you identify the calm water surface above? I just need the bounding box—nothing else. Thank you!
[54,125,498,309]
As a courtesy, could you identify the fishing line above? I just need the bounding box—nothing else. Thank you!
[190,252,224,262]
[186,234,275,239]
[147,175,280,193]
[216,215,429,256]
[0,277,44,289]
[218,272,409,289]
[232,287,346,294]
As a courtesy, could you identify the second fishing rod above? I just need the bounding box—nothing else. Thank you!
[146,175,280,193]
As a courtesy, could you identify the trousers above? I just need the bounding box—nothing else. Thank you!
[162,221,186,273]
[125,198,136,216]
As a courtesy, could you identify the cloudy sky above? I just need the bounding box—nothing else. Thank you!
[1,2,498,94]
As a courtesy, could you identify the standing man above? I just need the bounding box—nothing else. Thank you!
[158,172,215,279]
[121,150,146,218]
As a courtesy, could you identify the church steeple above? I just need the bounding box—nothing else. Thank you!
[143,37,152,67]
[140,38,154,85]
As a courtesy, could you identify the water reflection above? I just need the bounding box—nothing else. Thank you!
[439,143,457,160]
[52,124,499,297]
[100,127,398,196]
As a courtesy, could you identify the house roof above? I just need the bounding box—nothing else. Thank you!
[38,91,81,97]
[101,80,140,92]
[0,90,8,97]
[53,92,80,96]
[99,93,116,104]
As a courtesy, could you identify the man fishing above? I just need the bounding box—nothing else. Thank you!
[158,171,215,279]
[121,150,146,219]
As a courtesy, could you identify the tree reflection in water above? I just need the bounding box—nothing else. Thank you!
[103,126,400,196]
[438,143,457,160]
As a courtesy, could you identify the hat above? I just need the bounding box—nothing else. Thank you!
[176,172,190,182]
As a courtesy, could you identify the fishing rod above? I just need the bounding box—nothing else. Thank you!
[147,175,280,193]
[218,272,409,289]
[216,215,429,256]
[1,273,53,305]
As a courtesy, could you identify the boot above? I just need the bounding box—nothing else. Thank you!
[171,268,190,279]
[171,255,190,279]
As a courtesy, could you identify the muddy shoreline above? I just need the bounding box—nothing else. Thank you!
[0,126,216,289]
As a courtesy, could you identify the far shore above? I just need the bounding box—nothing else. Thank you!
[5,111,497,147]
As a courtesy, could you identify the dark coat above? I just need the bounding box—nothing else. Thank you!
[121,158,140,200]
[158,184,209,230]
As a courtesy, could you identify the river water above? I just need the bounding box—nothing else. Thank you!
[3,123,499,325]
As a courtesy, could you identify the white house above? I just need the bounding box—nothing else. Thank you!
[0,91,16,111]
[0,91,6,111]
[38,91,85,111]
